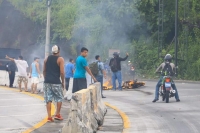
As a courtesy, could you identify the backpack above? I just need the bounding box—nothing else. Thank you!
[89,62,99,76]
[162,63,174,76]
[110,58,118,72]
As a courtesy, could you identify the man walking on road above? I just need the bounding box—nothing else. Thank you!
[7,58,16,88]
[95,55,107,98]
[109,52,128,91]
[72,47,97,93]
[29,57,42,94]
[64,58,75,100]
[43,45,65,122]
[6,55,29,92]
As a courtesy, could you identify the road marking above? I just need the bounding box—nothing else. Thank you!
[0,86,56,133]
[105,102,130,133]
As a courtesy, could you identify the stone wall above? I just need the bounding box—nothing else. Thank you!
[62,82,107,133]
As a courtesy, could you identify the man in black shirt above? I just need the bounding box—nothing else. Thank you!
[43,45,65,122]
[7,59,16,88]
[109,52,128,91]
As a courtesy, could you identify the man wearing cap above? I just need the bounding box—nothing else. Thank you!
[29,57,42,94]
[5,55,29,92]
[43,45,65,122]
[109,52,129,91]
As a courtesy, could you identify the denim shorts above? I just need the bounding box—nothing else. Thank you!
[43,83,64,103]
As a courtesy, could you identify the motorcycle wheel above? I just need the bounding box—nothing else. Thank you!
[165,91,169,103]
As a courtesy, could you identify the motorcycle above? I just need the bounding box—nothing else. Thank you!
[159,75,176,103]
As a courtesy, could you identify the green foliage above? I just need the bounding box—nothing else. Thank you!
[3,0,200,80]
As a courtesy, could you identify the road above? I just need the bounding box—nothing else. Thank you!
[0,87,46,133]
[103,81,200,133]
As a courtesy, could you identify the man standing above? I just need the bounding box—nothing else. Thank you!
[6,55,29,92]
[64,58,75,100]
[29,57,42,94]
[7,58,16,88]
[43,45,65,122]
[109,52,129,91]
[72,47,97,93]
[95,55,107,98]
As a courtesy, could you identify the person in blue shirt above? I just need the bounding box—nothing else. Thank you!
[72,47,97,93]
[29,57,42,94]
[65,59,75,91]
[95,55,107,98]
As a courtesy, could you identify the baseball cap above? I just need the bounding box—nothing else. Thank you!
[52,45,60,54]
[34,57,40,60]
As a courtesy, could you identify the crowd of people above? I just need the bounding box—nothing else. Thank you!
[4,45,181,123]
[5,44,130,122]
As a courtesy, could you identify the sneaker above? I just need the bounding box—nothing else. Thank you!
[176,99,180,102]
[47,117,54,122]
[152,99,159,103]
[102,96,106,98]
[54,114,63,120]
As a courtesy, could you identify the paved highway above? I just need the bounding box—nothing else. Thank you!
[104,81,200,133]
[0,80,200,133]
[0,87,46,133]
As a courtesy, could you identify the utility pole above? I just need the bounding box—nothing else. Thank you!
[175,0,178,75]
[158,0,164,59]
[45,0,52,58]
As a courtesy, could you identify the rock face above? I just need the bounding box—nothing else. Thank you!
[62,82,107,133]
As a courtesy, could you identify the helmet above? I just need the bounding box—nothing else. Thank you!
[164,54,172,62]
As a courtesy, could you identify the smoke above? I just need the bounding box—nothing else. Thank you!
[70,0,145,81]
[72,0,142,62]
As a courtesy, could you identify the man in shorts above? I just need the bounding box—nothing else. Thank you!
[43,45,65,122]
[29,57,42,94]
[73,47,97,93]
[6,55,29,92]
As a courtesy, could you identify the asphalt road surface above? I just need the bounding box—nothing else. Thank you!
[1,80,200,133]
[0,87,46,133]
[104,81,200,133]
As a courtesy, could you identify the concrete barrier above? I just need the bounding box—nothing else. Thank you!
[62,82,107,133]
[0,70,44,90]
